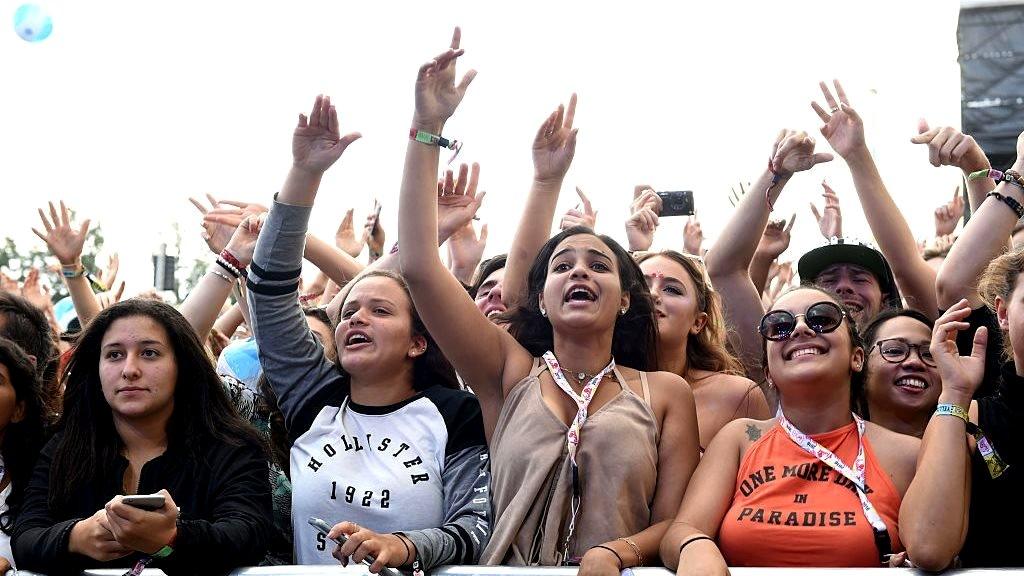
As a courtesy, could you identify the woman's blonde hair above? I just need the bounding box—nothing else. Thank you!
[978,248,1024,360]
[634,250,744,376]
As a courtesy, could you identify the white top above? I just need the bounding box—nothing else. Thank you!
[290,396,448,564]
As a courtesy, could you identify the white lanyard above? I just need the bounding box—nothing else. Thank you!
[542,351,616,468]
[542,351,615,564]
[776,408,892,562]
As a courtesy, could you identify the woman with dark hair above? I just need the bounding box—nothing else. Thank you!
[857,309,939,438]
[245,92,489,573]
[11,299,272,575]
[636,250,770,450]
[397,30,698,573]
[0,337,53,572]
[662,286,923,573]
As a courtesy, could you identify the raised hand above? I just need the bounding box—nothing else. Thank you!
[930,299,987,401]
[200,199,270,229]
[335,208,368,257]
[755,214,797,260]
[533,94,579,184]
[625,188,662,251]
[437,162,485,243]
[293,94,362,174]
[448,221,488,280]
[414,27,477,129]
[224,213,266,269]
[98,253,119,291]
[96,281,125,311]
[366,204,385,259]
[560,186,597,230]
[810,79,866,159]
[810,180,843,239]
[910,120,990,173]
[683,215,704,256]
[770,129,834,175]
[32,200,90,266]
[934,187,965,237]
[20,268,52,312]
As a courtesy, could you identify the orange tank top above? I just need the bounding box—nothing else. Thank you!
[717,422,902,567]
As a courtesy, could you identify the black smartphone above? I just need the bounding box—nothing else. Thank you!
[307,517,402,576]
[656,190,695,216]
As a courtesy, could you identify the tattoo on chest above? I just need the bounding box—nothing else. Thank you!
[746,424,762,441]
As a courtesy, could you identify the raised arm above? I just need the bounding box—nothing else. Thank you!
[180,215,263,339]
[813,80,937,317]
[247,94,361,438]
[31,201,102,327]
[501,94,578,307]
[937,131,1024,309]
[912,121,994,213]
[900,301,982,570]
[706,130,831,382]
[748,214,795,295]
[398,29,532,440]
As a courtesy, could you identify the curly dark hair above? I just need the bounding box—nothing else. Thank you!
[48,299,265,510]
[501,226,659,371]
[760,285,865,411]
[0,337,53,534]
[0,292,58,398]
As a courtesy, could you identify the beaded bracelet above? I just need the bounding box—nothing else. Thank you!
[215,258,240,279]
[987,191,1024,218]
[219,249,246,274]
[209,268,234,285]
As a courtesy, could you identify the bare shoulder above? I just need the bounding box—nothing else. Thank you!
[865,421,920,495]
[722,416,775,447]
[690,370,770,419]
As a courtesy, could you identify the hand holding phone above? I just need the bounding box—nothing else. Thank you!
[656,190,695,217]
[308,517,402,576]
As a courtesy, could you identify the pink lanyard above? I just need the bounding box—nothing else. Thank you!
[776,409,893,564]
[541,351,615,564]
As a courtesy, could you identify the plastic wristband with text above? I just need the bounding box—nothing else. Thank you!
[934,403,969,424]
[61,262,85,278]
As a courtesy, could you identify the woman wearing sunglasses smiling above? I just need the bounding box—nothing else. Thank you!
[663,286,922,573]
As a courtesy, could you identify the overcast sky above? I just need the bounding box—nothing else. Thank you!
[0,0,965,295]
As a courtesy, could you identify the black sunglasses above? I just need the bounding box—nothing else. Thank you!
[759,301,846,341]
[870,338,937,367]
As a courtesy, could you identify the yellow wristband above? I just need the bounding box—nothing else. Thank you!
[935,403,969,424]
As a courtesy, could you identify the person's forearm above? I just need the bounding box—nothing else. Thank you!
[213,303,245,339]
[938,157,1024,308]
[845,148,937,316]
[278,166,323,207]
[899,391,972,571]
[180,267,236,338]
[398,118,446,281]
[63,274,101,328]
[705,168,782,278]
[600,520,670,568]
[304,233,363,286]
[502,178,562,307]
[749,251,775,295]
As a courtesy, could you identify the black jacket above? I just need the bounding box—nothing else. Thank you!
[11,432,272,575]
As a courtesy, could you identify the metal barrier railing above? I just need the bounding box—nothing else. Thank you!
[18,567,1024,576]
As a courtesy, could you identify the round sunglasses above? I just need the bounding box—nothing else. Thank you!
[759,301,846,341]
[869,338,937,367]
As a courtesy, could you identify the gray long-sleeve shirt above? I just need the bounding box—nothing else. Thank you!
[247,200,490,568]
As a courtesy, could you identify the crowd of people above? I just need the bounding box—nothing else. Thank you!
[0,27,1020,576]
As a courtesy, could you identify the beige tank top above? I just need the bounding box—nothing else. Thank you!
[481,358,660,565]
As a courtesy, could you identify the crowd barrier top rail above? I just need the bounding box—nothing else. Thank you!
[18,567,1024,576]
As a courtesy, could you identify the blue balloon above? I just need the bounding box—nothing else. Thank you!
[13,4,52,42]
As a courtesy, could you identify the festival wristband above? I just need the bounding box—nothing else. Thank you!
[966,422,1009,479]
[970,167,1024,191]
[934,403,969,424]
[409,128,462,164]
[61,262,85,278]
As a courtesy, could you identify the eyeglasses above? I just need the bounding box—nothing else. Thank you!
[870,338,937,367]
[759,301,846,341]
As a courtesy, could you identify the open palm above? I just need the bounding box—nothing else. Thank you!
[292,94,361,173]
[811,80,866,159]
[533,95,578,183]
[414,28,477,127]
[32,201,89,266]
